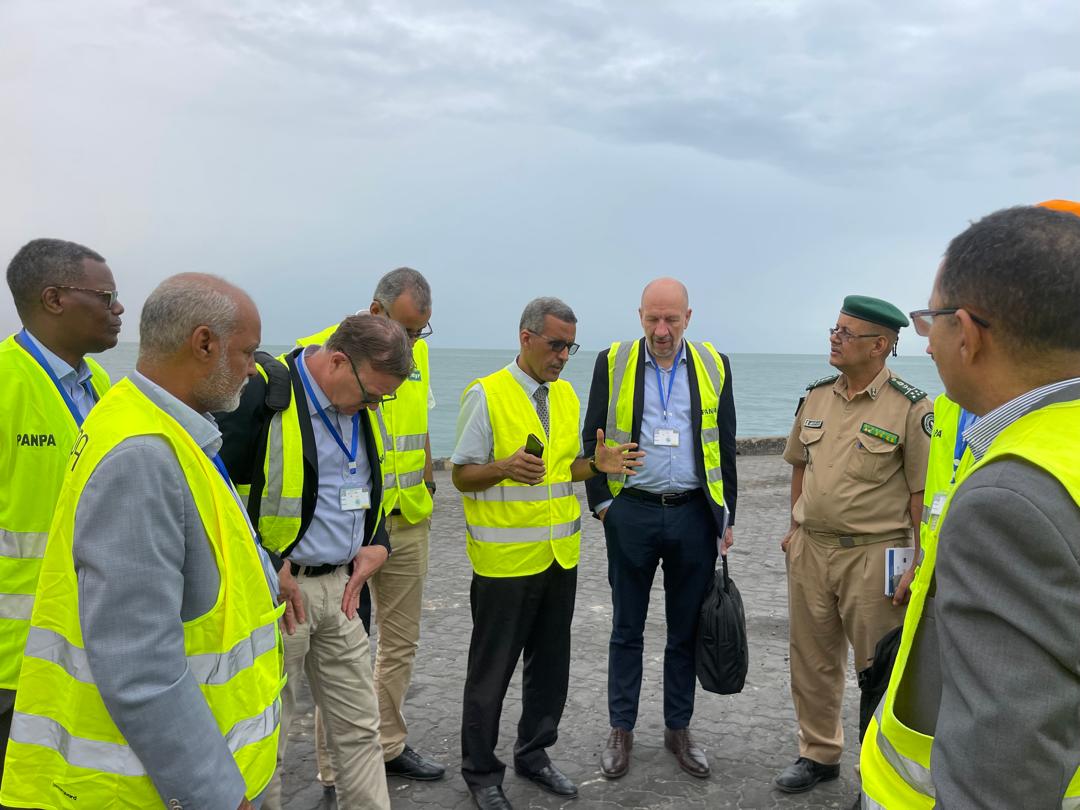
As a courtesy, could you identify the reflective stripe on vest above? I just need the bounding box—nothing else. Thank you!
[603,339,726,508]
[862,398,1080,809]
[0,334,111,690]
[460,368,581,577]
[0,378,284,807]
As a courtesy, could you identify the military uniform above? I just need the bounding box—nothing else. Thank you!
[782,364,931,768]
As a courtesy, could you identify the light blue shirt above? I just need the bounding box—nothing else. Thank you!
[596,342,702,513]
[288,347,373,566]
[451,360,550,465]
[22,328,98,419]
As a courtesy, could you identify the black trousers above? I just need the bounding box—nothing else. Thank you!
[604,491,717,731]
[460,561,577,789]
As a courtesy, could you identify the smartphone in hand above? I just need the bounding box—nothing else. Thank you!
[524,433,545,458]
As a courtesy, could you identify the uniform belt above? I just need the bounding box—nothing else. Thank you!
[620,488,703,507]
[803,527,911,548]
[290,561,344,577]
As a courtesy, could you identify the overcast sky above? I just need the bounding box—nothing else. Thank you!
[2,0,1078,354]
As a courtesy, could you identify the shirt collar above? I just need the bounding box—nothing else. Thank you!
[508,359,547,399]
[300,346,335,416]
[836,364,892,400]
[964,377,1080,460]
[643,340,688,370]
[21,329,91,386]
[128,371,222,455]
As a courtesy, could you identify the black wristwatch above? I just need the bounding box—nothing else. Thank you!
[588,455,600,476]
[425,480,437,494]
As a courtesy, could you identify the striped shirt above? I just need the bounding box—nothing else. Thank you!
[963,377,1080,461]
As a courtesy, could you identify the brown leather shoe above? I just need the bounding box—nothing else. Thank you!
[663,727,710,778]
[600,727,633,778]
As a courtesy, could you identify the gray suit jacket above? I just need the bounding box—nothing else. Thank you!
[73,373,271,810]
[931,458,1080,808]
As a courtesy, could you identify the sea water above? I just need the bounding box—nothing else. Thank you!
[96,344,942,457]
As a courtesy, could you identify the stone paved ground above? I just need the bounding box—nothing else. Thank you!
[281,454,863,809]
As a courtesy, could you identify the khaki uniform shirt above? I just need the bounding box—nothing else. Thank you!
[783,365,932,537]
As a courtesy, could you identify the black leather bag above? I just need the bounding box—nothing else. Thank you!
[695,554,748,695]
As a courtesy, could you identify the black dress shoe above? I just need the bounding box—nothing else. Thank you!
[774,757,841,793]
[514,762,578,797]
[385,744,446,780]
[470,784,513,810]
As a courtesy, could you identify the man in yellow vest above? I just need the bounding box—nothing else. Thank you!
[861,204,1080,808]
[451,297,640,810]
[217,314,411,810]
[0,238,121,786]
[582,277,737,781]
[1,273,283,809]
[301,267,445,785]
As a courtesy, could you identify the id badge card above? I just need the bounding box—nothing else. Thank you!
[654,427,680,447]
[339,486,371,512]
[928,492,947,530]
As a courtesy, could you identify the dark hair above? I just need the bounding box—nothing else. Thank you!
[940,206,1080,352]
[374,267,432,312]
[326,313,413,380]
[6,238,106,317]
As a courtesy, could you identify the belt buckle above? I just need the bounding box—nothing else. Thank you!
[660,492,680,506]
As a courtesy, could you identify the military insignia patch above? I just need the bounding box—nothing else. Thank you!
[803,419,823,428]
[860,422,899,445]
[408,368,422,382]
[922,412,934,437]
[888,376,928,403]
[806,374,839,391]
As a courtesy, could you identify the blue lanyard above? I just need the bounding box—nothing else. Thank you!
[297,355,360,474]
[211,453,232,487]
[652,344,684,419]
[951,408,978,482]
[15,329,97,426]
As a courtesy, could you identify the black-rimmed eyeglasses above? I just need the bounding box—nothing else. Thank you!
[348,358,398,405]
[55,285,119,308]
[528,330,579,355]
[406,322,433,340]
[909,308,992,337]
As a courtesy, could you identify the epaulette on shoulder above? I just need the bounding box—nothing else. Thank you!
[888,376,928,403]
[806,374,839,391]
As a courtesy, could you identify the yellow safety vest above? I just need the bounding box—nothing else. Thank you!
[461,369,581,577]
[603,339,727,509]
[1,378,284,809]
[861,398,1080,809]
[296,326,415,517]
[240,350,391,555]
[919,394,964,562]
[0,334,110,690]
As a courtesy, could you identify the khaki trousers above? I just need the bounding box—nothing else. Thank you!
[316,515,430,782]
[785,526,907,765]
[263,569,389,810]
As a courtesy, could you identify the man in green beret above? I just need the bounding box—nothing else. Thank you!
[774,295,932,794]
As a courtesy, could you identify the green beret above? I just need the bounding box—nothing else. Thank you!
[841,295,909,331]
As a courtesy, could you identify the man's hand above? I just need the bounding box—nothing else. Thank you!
[499,446,547,486]
[598,507,608,523]
[341,544,390,618]
[721,526,734,557]
[591,428,645,476]
[780,525,798,553]
[891,565,916,606]
[238,799,255,810]
[277,563,305,635]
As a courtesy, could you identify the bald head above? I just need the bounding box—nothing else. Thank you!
[641,277,689,310]
[639,277,692,366]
